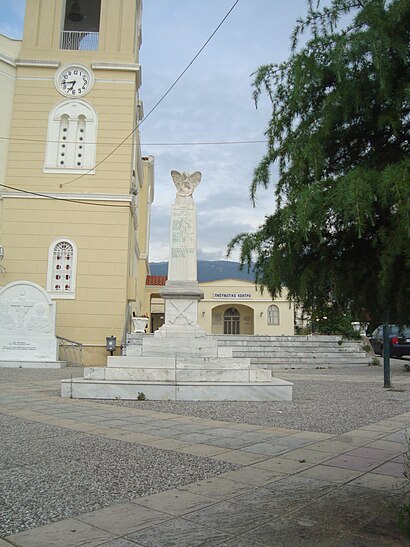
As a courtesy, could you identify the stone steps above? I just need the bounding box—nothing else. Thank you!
[62,332,294,401]
[124,334,371,369]
[227,347,363,359]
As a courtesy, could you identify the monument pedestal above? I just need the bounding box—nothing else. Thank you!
[61,170,292,400]
[156,281,205,338]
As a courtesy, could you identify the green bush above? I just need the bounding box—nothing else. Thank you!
[313,305,361,339]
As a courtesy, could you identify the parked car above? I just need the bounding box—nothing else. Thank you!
[368,325,410,357]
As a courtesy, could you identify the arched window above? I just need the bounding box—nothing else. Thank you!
[46,238,78,299]
[44,99,97,173]
[267,305,280,325]
[224,307,240,335]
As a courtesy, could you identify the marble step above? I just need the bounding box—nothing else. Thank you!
[107,356,250,369]
[234,356,368,363]
[85,366,273,383]
[227,343,365,349]
[61,378,293,401]
[250,358,370,367]
[233,351,370,361]
[232,348,368,359]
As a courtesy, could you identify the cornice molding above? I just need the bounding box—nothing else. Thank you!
[15,59,60,68]
[91,62,140,72]
[0,52,16,67]
[0,191,132,203]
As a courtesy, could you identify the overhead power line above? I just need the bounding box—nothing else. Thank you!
[0,0,242,206]
[0,183,130,208]
[0,136,265,146]
[59,0,241,188]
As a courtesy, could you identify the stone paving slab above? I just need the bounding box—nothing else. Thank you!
[126,516,233,546]
[8,518,116,547]
[177,476,257,500]
[75,503,171,536]
[130,489,217,516]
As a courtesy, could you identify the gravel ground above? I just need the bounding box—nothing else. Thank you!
[1,362,409,537]
[0,413,237,537]
[97,362,410,435]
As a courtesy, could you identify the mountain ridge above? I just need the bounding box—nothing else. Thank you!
[149,260,256,283]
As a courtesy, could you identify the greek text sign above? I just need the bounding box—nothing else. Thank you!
[213,293,252,299]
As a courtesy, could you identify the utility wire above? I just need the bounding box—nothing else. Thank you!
[0,0,241,206]
[0,183,130,208]
[0,136,265,146]
[59,0,241,188]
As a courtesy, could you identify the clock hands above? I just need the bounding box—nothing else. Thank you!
[62,80,76,91]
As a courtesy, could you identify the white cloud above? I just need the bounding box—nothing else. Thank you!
[140,1,312,261]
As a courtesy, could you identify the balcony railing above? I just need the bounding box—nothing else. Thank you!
[60,31,99,51]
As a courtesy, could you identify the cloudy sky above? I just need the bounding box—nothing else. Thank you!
[0,0,313,262]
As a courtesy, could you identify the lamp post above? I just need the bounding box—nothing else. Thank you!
[106,335,116,356]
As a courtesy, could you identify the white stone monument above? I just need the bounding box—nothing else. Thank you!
[61,170,292,400]
[157,170,205,337]
[0,281,65,368]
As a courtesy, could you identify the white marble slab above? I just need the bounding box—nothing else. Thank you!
[143,336,218,350]
[124,346,142,356]
[141,344,218,358]
[105,368,176,382]
[176,369,251,382]
[249,369,274,382]
[107,356,176,368]
[217,347,233,358]
[176,358,250,369]
[176,382,292,401]
[61,378,293,401]
[0,281,59,363]
[61,379,176,400]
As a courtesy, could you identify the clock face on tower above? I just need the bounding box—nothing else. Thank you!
[55,65,93,97]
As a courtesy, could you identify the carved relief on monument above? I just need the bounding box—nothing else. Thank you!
[0,288,52,334]
[166,300,197,327]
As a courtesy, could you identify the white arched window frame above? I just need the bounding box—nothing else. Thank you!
[46,238,78,299]
[44,99,97,173]
[267,304,280,326]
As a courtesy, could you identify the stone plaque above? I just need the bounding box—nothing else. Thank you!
[0,281,58,361]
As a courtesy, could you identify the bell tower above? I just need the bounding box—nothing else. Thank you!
[1,0,154,366]
[20,0,141,62]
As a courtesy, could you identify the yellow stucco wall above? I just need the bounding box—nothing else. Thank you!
[1,197,129,344]
[0,35,21,190]
[6,68,137,195]
[0,0,151,366]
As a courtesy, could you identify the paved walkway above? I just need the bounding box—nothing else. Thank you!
[1,371,409,546]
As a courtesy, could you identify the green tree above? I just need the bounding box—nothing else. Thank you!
[228,0,410,328]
